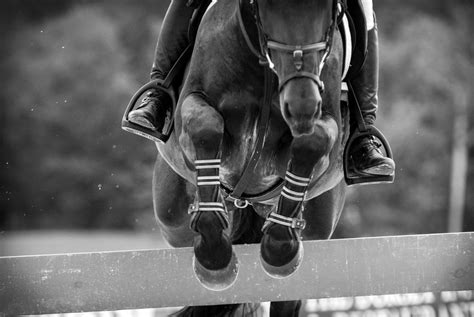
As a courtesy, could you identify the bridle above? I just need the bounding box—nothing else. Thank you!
[238,0,339,93]
[224,0,339,207]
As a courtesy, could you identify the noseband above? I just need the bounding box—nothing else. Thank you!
[238,0,339,93]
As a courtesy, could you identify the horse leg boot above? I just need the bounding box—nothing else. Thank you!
[348,22,395,176]
[126,0,194,142]
[261,133,333,278]
[180,93,237,290]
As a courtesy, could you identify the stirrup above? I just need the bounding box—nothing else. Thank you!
[344,125,395,186]
[121,79,176,143]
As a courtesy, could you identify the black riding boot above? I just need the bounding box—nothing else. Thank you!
[126,0,195,142]
[348,26,395,176]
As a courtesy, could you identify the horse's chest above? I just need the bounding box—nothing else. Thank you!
[218,112,290,195]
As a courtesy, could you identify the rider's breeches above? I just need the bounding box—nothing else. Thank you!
[360,0,375,31]
[150,0,194,80]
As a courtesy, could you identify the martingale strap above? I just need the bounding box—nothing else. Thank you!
[227,65,276,204]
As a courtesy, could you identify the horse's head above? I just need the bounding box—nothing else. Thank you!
[255,0,339,137]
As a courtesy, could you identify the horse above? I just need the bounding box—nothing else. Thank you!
[152,0,349,315]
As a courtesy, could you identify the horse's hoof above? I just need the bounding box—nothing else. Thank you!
[260,240,304,278]
[193,250,239,291]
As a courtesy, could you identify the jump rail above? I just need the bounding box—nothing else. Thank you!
[1,232,473,315]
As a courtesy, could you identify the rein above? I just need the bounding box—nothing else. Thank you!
[225,0,339,208]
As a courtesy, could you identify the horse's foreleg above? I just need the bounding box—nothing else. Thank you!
[179,93,236,290]
[261,121,337,277]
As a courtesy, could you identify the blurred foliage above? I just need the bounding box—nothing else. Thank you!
[0,0,472,235]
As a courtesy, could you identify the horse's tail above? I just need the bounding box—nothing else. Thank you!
[230,204,265,245]
[171,303,263,316]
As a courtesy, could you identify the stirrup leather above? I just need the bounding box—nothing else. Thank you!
[122,79,176,143]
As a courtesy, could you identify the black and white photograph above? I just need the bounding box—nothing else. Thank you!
[1,0,473,316]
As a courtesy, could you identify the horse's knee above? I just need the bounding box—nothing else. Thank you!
[180,94,224,155]
[292,126,333,160]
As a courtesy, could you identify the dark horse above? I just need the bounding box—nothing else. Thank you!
[153,0,348,315]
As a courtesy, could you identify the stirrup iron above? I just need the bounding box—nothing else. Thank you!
[344,125,395,186]
[121,79,176,143]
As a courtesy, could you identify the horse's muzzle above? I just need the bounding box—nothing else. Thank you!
[281,79,322,137]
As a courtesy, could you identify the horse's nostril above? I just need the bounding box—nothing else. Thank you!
[315,99,322,118]
[284,102,292,119]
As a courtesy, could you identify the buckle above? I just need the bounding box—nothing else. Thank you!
[293,49,303,71]
[292,218,306,230]
[233,198,249,209]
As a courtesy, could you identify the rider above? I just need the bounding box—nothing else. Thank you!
[125,0,395,178]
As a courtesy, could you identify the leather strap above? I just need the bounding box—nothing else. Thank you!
[347,81,368,132]
[278,71,325,93]
[228,66,275,200]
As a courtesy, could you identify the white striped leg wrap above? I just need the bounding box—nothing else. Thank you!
[191,159,228,229]
[265,212,306,230]
[200,202,229,229]
[195,159,221,186]
[197,202,226,213]
[281,186,306,202]
[195,159,221,170]
[281,171,310,202]
[285,171,311,186]
[189,201,229,229]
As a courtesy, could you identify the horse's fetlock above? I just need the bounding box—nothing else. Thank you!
[194,211,225,234]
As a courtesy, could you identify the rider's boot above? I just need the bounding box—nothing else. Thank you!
[126,0,194,142]
[348,25,395,176]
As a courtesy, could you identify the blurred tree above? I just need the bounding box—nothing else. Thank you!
[0,2,167,229]
[336,2,473,237]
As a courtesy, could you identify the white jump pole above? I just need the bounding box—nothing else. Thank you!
[1,232,473,315]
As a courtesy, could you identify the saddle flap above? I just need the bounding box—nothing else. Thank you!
[340,0,368,81]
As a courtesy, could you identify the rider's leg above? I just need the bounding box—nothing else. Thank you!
[349,0,395,175]
[127,0,194,137]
